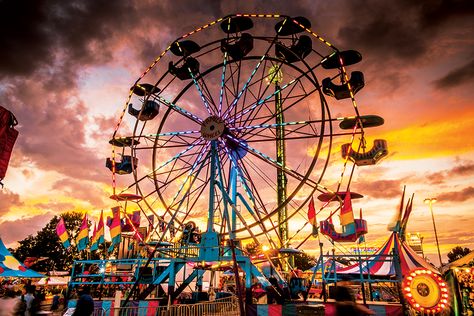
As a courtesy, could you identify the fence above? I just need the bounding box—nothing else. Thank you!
[104,296,239,316]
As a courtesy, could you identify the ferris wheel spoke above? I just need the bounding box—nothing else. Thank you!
[156,144,211,224]
[224,134,320,189]
[222,39,280,121]
[234,61,286,129]
[190,70,219,116]
[229,119,320,143]
[217,146,279,246]
[134,134,203,150]
[154,95,203,124]
[237,85,318,141]
[226,77,299,126]
[217,52,229,116]
[235,158,284,246]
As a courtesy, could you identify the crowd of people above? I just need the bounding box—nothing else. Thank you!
[0,282,65,316]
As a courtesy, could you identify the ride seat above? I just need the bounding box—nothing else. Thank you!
[169,57,200,80]
[276,35,312,63]
[106,155,138,174]
[128,100,160,121]
[221,33,254,61]
[341,139,388,166]
[322,71,365,100]
[321,50,362,69]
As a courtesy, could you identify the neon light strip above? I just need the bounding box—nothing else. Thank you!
[227,79,296,124]
[144,130,200,138]
[169,143,210,206]
[222,15,284,120]
[118,140,203,194]
[218,51,228,116]
[155,95,203,124]
[220,141,256,208]
[228,120,311,131]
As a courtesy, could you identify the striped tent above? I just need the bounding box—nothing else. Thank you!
[337,232,438,276]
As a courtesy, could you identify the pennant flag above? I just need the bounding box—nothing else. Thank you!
[76,213,89,251]
[158,216,166,233]
[131,210,141,227]
[91,210,105,251]
[56,217,71,249]
[147,214,155,236]
[90,222,97,246]
[340,190,355,226]
[107,206,122,252]
[388,186,405,232]
[307,197,318,236]
[328,216,333,226]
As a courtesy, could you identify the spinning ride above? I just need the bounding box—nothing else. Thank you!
[105,14,385,302]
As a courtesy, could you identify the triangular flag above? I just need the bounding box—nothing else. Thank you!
[76,213,89,251]
[56,217,70,249]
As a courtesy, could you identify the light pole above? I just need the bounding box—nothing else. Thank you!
[424,198,443,267]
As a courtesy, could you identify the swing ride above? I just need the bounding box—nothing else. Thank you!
[68,13,407,311]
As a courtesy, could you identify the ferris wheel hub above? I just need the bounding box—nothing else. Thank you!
[201,115,225,141]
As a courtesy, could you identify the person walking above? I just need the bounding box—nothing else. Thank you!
[72,286,94,316]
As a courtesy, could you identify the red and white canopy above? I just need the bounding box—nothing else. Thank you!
[337,232,438,276]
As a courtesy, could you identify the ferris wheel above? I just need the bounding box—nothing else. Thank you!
[108,14,385,253]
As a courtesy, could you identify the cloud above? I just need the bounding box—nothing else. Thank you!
[3,77,110,183]
[432,59,474,89]
[0,189,23,217]
[426,160,474,184]
[51,178,109,208]
[0,0,136,78]
[353,179,404,199]
[0,213,53,247]
[437,186,474,202]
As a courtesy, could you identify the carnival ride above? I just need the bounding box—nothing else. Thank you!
[0,106,18,187]
[311,188,450,315]
[69,13,390,308]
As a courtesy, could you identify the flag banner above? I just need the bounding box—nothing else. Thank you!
[76,213,89,251]
[90,223,97,251]
[108,206,121,252]
[131,210,141,227]
[340,190,355,226]
[90,210,105,251]
[56,217,71,249]
[307,197,318,236]
[146,214,155,237]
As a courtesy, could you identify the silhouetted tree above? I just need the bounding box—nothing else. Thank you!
[11,212,85,272]
[447,246,471,263]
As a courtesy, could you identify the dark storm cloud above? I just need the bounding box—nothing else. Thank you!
[0,189,23,217]
[432,59,474,89]
[337,0,474,63]
[0,0,135,78]
[3,77,110,183]
[437,186,474,202]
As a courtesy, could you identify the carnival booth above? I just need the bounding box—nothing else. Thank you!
[443,251,474,316]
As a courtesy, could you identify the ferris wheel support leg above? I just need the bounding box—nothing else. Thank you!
[229,166,238,235]
[206,141,218,233]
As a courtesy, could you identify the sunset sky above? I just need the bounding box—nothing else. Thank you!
[1,0,473,267]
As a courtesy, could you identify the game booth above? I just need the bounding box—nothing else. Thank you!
[443,251,474,316]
